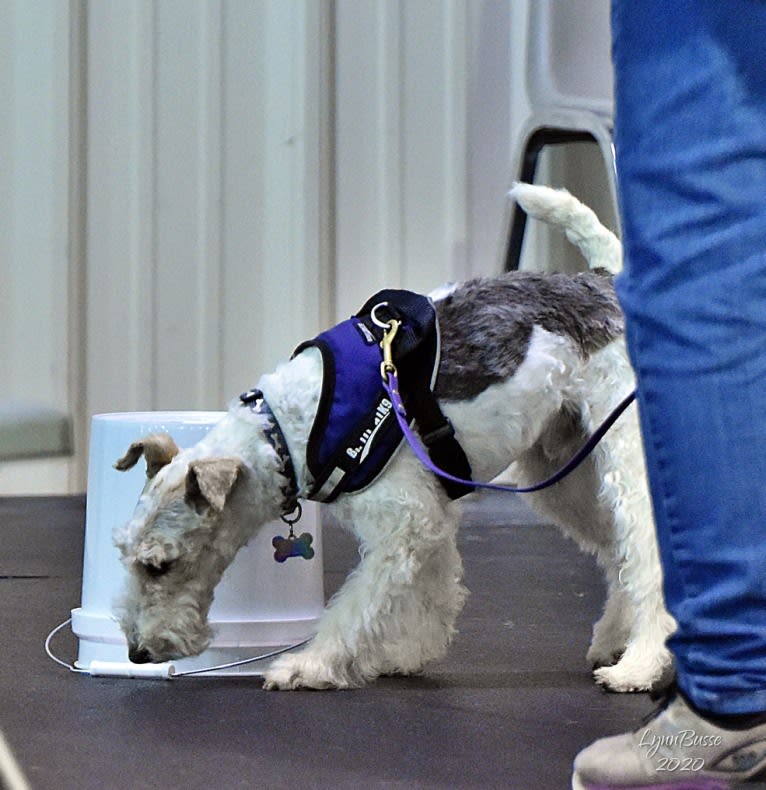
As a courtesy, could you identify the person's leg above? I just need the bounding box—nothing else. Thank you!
[613,0,766,718]
[573,1,766,785]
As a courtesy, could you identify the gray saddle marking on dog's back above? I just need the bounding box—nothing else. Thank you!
[434,271,624,401]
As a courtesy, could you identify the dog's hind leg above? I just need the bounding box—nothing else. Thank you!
[263,466,467,690]
[584,392,676,692]
[591,524,676,692]
[587,567,633,669]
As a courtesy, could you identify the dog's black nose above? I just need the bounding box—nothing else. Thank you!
[128,646,153,664]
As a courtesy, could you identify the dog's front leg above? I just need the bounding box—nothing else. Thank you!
[263,484,467,690]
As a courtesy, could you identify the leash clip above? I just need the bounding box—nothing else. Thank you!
[379,319,402,383]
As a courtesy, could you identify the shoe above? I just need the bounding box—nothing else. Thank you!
[572,693,766,789]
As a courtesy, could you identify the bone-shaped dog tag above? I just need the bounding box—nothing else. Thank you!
[272,531,315,562]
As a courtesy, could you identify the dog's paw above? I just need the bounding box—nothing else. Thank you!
[593,663,652,693]
[586,643,624,670]
[262,652,355,691]
[592,645,674,693]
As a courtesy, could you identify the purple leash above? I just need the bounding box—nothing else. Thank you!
[382,367,636,496]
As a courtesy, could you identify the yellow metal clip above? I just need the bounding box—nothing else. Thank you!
[379,319,401,382]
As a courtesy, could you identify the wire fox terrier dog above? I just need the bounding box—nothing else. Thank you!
[113,183,675,692]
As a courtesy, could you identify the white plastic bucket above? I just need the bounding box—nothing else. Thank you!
[71,412,324,676]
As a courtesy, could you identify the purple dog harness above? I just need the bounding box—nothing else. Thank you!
[294,289,474,503]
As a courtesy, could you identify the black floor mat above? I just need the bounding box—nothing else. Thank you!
[0,492,652,789]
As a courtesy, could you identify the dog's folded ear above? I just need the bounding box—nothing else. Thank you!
[185,458,244,513]
[114,433,180,478]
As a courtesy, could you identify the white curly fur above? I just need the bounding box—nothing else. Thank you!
[112,184,675,693]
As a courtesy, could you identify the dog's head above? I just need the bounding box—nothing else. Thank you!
[112,433,250,664]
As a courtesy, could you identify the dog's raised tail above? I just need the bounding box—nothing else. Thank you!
[509,182,622,274]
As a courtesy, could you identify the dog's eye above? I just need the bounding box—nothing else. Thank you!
[142,560,175,578]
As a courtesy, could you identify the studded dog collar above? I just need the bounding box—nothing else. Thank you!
[239,388,300,520]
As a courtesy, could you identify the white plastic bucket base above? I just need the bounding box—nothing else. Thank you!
[72,412,324,677]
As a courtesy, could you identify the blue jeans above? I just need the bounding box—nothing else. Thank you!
[612,0,766,715]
